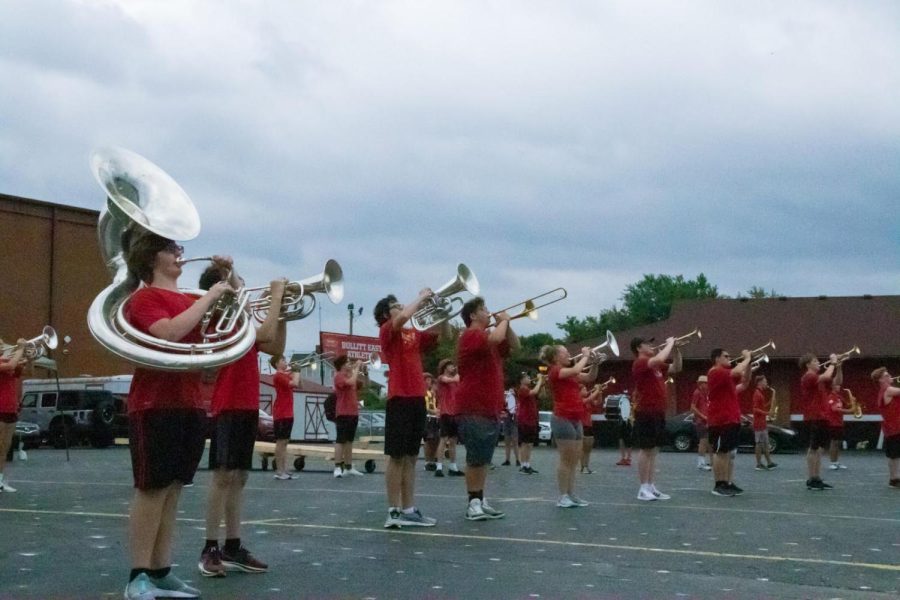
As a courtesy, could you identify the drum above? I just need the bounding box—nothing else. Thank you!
[604,394,631,422]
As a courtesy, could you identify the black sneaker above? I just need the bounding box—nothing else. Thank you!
[819,480,833,490]
[220,546,268,573]
[528,466,539,474]
[726,482,744,495]
[516,460,521,467]
[889,479,900,488]
[711,484,735,497]
[448,469,465,477]
[501,460,511,466]
[434,469,444,478]
[766,463,778,470]
[424,462,436,472]
[807,479,825,491]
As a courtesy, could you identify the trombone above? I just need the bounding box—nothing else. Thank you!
[820,345,861,369]
[411,264,480,331]
[289,351,335,371]
[0,326,58,360]
[489,288,567,326]
[572,330,620,366]
[356,351,383,372]
[653,328,702,350]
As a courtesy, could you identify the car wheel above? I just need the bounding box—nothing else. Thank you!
[365,459,376,473]
[673,433,693,452]
[293,456,305,471]
[49,420,72,449]
[767,435,779,455]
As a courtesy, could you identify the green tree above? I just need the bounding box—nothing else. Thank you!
[744,285,780,299]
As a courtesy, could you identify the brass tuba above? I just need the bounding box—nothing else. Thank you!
[87,147,256,371]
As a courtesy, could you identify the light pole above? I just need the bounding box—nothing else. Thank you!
[348,303,363,336]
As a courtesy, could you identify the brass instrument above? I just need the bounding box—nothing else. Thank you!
[87,147,256,370]
[653,328,701,350]
[598,376,616,390]
[820,345,861,370]
[766,387,778,422]
[489,288,568,326]
[843,388,863,419]
[356,351,383,372]
[750,353,769,370]
[0,326,58,360]
[571,330,620,365]
[410,264,480,331]
[892,375,900,384]
[730,340,775,366]
[289,351,335,371]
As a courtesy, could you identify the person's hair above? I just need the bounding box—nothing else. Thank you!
[269,354,284,369]
[519,372,531,384]
[423,372,434,382]
[710,348,726,361]
[437,359,455,375]
[374,295,398,326]
[799,353,816,370]
[871,366,887,382]
[461,297,485,327]
[333,355,350,371]
[199,263,229,291]
[123,226,170,285]
[540,344,560,365]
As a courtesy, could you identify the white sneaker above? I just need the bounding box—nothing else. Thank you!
[651,485,671,500]
[828,463,840,470]
[556,495,576,508]
[333,467,344,478]
[273,473,291,480]
[480,500,506,519]
[344,467,364,477]
[0,478,17,493]
[838,463,848,470]
[569,495,589,507]
[701,464,712,471]
[637,487,657,501]
[466,498,488,520]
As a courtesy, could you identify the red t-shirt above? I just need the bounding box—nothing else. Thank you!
[211,344,260,415]
[334,371,359,417]
[379,321,437,399]
[549,365,582,420]
[706,365,741,427]
[455,328,509,418]
[437,379,459,416]
[691,388,709,424]
[879,386,900,438]
[123,287,203,413]
[0,361,23,414]
[825,392,845,428]
[272,371,294,420]
[631,356,667,415]
[800,371,830,422]
[752,388,769,431]
[516,385,538,428]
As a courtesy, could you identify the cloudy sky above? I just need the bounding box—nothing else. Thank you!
[1,0,898,357]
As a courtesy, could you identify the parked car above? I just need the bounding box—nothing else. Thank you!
[538,411,552,445]
[5,421,41,462]
[257,409,275,441]
[18,389,128,448]
[665,412,797,454]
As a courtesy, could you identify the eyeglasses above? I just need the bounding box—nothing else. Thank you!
[722,354,731,359]
[163,242,184,255]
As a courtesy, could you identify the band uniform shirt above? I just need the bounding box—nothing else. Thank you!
[516,384,538,428]
[272,371,294,420]
[210,343,260,415]
[825,391,845,428]
[878,386,900,438]
[631,356,667,416]
[751,388,769,432]
[455,328,509,418]
[0,360,23,414]
[692,387,709,424]
[437,379,459,416]
[334,371,359,417]
[379,321,437,399]
[801,371,829,421]
[549,365,583,421]
[706,365,741,427]
[124,287,203,413]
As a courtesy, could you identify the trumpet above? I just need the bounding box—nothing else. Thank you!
[843,388,863,419]
[571,330,620,366]
[411,264,480,331]
[0,326,58,360]
[489,288,567,326]
[289,351,335,371]
[820,345,861,369]
[750,353,770,370]
[653,328,701,350]
[599,376,616,389]
[730,340,776,366]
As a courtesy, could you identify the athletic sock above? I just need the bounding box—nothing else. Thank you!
[401,506,417,515]
[450,463,459,471]
[129,569,150,582]
[435,463,443,471]
[224,538,241,554]
[203,539,219,553]
[148,567,170,579]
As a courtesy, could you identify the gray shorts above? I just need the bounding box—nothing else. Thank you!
[550,415,583,441]
[502,414,518,438]
[754,430,769,445]
[458,415,500,467]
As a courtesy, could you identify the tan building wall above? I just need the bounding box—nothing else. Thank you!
[0,193,133,378]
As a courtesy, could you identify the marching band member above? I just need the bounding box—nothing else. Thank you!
[707,348,751,497]
[615,394,633,467]
[435,359,464,477]
[690,375,712,471]
[422,372,441,473]
[271,355,300,481]
[751,375,777,471]
[630,337,680,501]
[799,353,839,490]
[826,382,853,471]
[579,384,602,474]
[516,372,544,474]
[871,368,900,488]
[333,356,366,478]
[0,338,26,494]
[120,228,234,600]
[539,344,596,508]
[374,290,443,528]
[198,266,286,577]
[456,297,518,520]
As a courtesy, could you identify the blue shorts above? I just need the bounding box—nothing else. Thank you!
[458,415,499,467]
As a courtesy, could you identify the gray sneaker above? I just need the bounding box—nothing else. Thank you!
[123,573,160,600]
[150,572,200,598]
[396,508,436,527]
[569,495,589,507]
[384,508,403,529]
[480,500,506,519]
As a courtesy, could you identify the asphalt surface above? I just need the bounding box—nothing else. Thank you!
[0,444,898,600]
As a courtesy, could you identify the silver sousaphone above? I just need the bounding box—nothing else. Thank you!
[87,147,256,371]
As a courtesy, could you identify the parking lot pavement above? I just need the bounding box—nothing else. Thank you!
[1,446,898,599]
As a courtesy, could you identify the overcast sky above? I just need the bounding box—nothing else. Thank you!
[1,0,898,357]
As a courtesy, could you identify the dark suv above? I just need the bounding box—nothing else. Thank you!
[18,389,128,449]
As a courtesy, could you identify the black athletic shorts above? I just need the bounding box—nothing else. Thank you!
[424,415,441,441]
[518,423,538,445]
[439,414,460,438]
[129,408,206,490]
[806,419,830,450]
[0,412,17,424]
[634,413,667,450]
[209,409,258,471]
[273,418,294,441]
[385,397,426,458]
[884,434,900,459]
[708,423,741,454]
[335,415,359,444]
[828,426,844,442]
[619,420,634,445]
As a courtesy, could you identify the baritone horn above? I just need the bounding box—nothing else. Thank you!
[571,330,620,365]
[410,264,479,331]
[0,326,58,359]
[654,328,701,350]
[489,288,567,326]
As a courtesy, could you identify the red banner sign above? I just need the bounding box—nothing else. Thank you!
[319,331,381,362]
